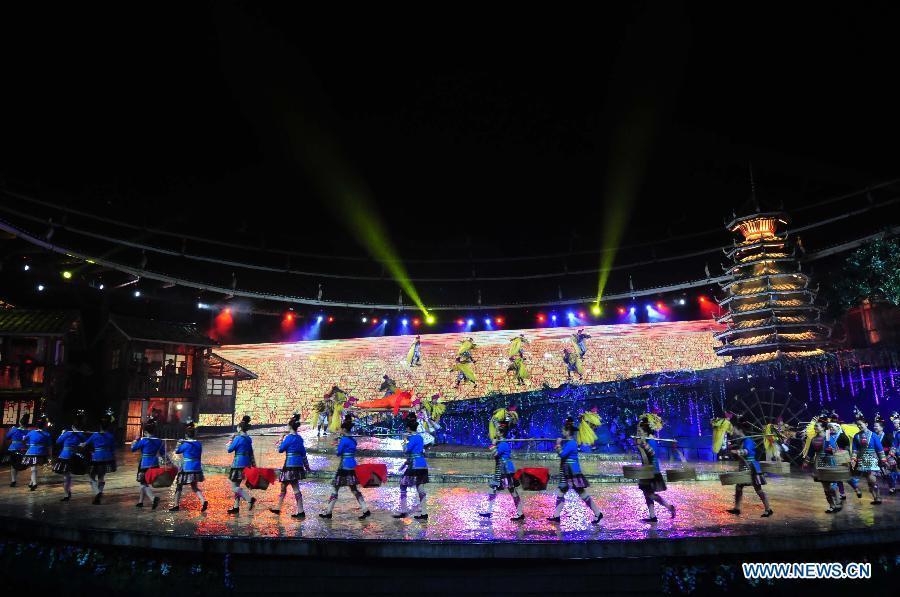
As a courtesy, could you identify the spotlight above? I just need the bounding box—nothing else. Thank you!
[629,307,636,314]
[656,302,664,309]
[23,264,30,271]
[285,313,294,322]
[372,318,379,324]
[677,298,686,306]
[551,315,557,322]
[591,304,602,316]
[401,318,409,325]
[197,302,207,309]
[412,318,420,326]
[327,316,334,323]
[495,317,504,325]
[361,317,367,323]
[467,318,474,326]
[98,284,104,290]
[457,319,464,326]
[645,304,652,312]
[134,290,141,297]
[224,307,231,314]
[383,318,389,324]
[61,271,72,279]
[317,316,323,323]
[577,311,585,318]
[484,318,491,325]
[618,307,626,315]
[537,314,546,323]
[37,284,44,291]
[566,312,574,319]
[698,296,706,303]
[425,315,436,325]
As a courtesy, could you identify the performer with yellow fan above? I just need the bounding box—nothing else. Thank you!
[406,335,422,367]
[828,412,863,501]
[850,407,888,505]
[506,354,529,386]
[562,347,584,381]
[480,407,525,521]
[725,415,774,518]
[325,385,353,433]
[549,409,604,524]
[634,412,676,522]
[452,353,477,389]
[508,333,529,358]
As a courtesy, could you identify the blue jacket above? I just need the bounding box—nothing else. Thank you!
[227,433,254,468]
[7,426,28,452]
[24,429,52,456]
[278,434,307,468]
[56,430,86,459]
[336,436,357,470]
[558,439,582,474]
[640,438,661,472]
[175,439,203,473]
[85,431,116,462]
[131,436,165,469]
[738,436,760,473]
[852,430,884,455]
[405,433,427,469]
[495,440,515,474]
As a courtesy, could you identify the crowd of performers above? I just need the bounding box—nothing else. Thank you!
[3,398,899,523]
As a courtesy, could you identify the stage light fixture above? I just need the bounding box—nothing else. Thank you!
[134,290,141,297]
[457,319,464,326]
[98,284,104,290]
[61,271,72,279]
[537,314,546,323]
[412,318,420,326]
[361,317,368,323]
[678,298,686,305]
[495,317,503,325]
[37,284,44,291]
[618,307,626,315]
[467,318,474,326]
[372,318,379,324]
[566,312,574,319]
[23,264,30,271]
[401,318,409,325]
[317,316,323,323]
[629,307,636,314]
[591,304,602,316]
[327,316,334,323]
[551,315,557,322]
[578,311,585,318]
[484,318,491,325]
[425,315,436,325]
[657,302,664,309]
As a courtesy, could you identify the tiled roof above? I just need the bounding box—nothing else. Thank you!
[108,314,216,346]
[0,309,80,336]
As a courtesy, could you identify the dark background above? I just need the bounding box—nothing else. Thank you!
[1,3,898,340]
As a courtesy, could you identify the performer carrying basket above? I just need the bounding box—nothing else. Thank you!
[633,412,676,522]
[722,416,773,518]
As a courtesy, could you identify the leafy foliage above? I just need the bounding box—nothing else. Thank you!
[828,238,900,310]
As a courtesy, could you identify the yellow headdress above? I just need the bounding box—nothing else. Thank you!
[575,409,602,446]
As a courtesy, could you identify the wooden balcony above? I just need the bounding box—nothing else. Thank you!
[127,373,196,399]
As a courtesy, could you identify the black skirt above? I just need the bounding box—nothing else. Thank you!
[638,472,667,493]
[278,466,307,482]
[489,461,520,490]
[399,468,429,487]
[176,471,205,485]
[136,467,150,484]
[332,468,358,488]
[558,462,590,490]
[90,461,117,476]
[1,450,24,467]
[52,458,72,474]
[228,467,245,482]
[20,455,48,467]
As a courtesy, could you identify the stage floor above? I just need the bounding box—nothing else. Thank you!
[2,457,899,549]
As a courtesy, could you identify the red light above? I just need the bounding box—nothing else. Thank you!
[372,318,379,324]
[456,319,464,325]
[617,307,626,315]
[537,314,546,323]
[495,317,504,325]
[698,296,706,303]
[577,311,585,318]
[327,316,334,323]
[412,318,420,326]
[656,302,663,309]
[224,308,231,314]
[285,313,294,322]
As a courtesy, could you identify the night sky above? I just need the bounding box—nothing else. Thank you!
[1,4,898,328]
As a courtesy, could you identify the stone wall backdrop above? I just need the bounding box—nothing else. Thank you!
[204,320,726,426]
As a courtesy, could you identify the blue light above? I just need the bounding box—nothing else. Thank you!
[484,318,491,325]
[467,319,474,326]
[317,316,323,323]
[402,318,408,325]
[567,312,574,319]
[629,307,636,314]
[551,315,557,322]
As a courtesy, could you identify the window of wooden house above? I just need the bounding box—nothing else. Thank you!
[206,378,234,396]
[164,353,192,375]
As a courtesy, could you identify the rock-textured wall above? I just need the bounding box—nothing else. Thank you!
[203,320,726,426]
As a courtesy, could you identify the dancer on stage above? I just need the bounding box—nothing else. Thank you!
[226,415,257,514]
[270,417,309,518]
[872,414,896,494]
[480,408,524,521]
[725,416,773,517]
[452,353,477,389]
[572,329,591,358]
[21,414,52,491]
[131,417,166,510]
[830,418,863,500]
[889,412,900,492]
[457,337,477,359]
[53,410,87,501]
[320,414,371,520]
[379,374,398,397]
[411,398,436,448]
[850,408,887,505]
[804,420,841,513]
[507,354,529,386]
[406,335,422,367]
[635,412,676,522]
[549,411,604,524]
[3,413,30,487]
[170,419,208,512]
[508,333,529,358]
[83,410,117,505]
[563,347,584,380]
[394,411,429,520]
[311,396,334,438]
[325,385,351,432]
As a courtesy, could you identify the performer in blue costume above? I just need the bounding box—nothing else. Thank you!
[872,414,896,494]
[804,420,841,513]
[21,414,52,491]
[83,410,118,505]
[850,408,887,505]
[130,418,166,510]
[479,411,524,521]
[549,417,604,524]
[726,416,773,517]
[320,414,371,519]
[270,417,310,518]
[53,410,87,501]
[635,413,676,522]
[226,415,257,514]
[3,413,31,487]
[170,419,207,512]
[394,412,430,520]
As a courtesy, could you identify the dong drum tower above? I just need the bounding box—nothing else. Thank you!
[715,211,831,365]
